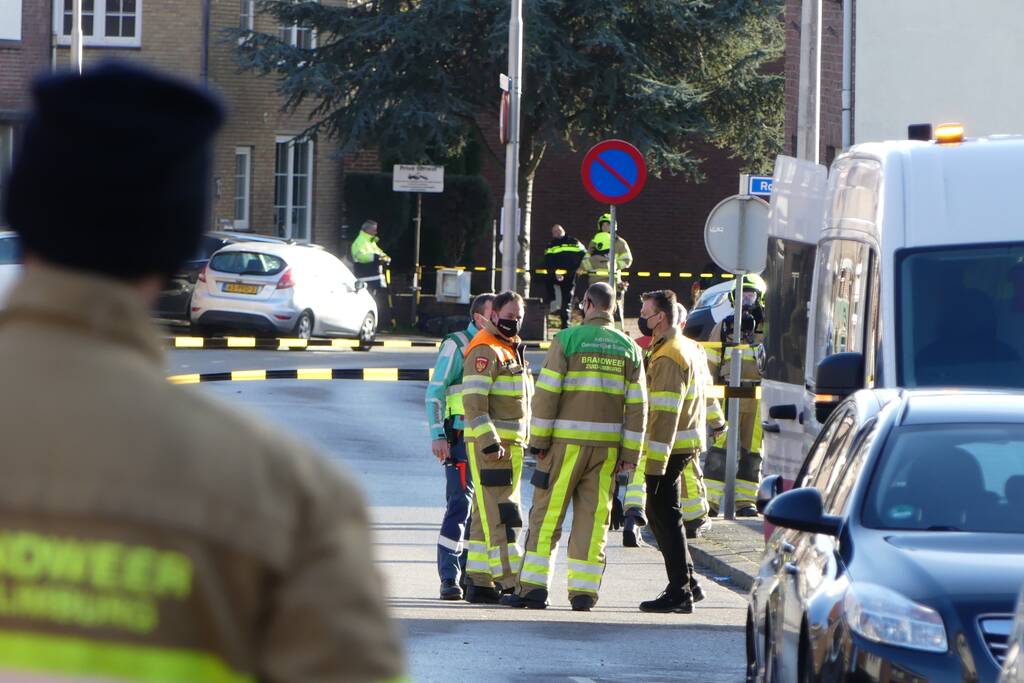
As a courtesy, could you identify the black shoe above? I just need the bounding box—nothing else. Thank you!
[736,505,759,518]
[499,589,548,609]
[626,507,648,527]
[464,584,502,604]
[708,507,720,518]
[570,595,596,612]
[685,516,712,539]
[622,516,646,548]
[440,579,463,601]
[690,581,705,603]
[639,588,694,614]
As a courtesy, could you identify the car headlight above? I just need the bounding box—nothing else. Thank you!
[843,583,948,653]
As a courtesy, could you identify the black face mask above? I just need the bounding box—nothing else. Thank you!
[638,314,655,337]
[496,317,521,338]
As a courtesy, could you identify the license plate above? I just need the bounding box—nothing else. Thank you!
[224,283,260,295]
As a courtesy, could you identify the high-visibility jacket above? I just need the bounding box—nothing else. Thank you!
[462,321,533,450]
[706,320,762,386]
[425,323,477,440]
[682,335,727,433]
[641,328,709,475]
[351,230,388,264]
[543,235,586,274]
[582,232,633,277]
[529,310,647,463]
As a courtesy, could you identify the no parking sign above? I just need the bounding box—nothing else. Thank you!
[581,140,647,205]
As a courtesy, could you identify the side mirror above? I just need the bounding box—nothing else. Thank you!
[764,487,842,536]
[756,474,785,514]
[814,352,864,423]
[354,280,367,292]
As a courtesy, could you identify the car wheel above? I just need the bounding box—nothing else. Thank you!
[745,611,759,683]
[356,312,376,351]
[294,311,314,340]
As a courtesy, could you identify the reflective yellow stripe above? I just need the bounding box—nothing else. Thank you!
[297,368,332,380]
[538,445,579,555]
[466,442,494,550]
[381,340,412,348]
[230,370,265,382]
[226,337,256,349]
[174,337,204,348]
[167,373,201,385]
[331,339,359,349]
[363,368,399,382]
[588,451,617,563]
[278,338,310,349]
[0,630,253,683]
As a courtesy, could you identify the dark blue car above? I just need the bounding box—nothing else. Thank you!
[748,389,1024,682]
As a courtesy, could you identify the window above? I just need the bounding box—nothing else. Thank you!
[210,251,286,276]
[897,243,1024,389]
[1,0,23,41]
[810,239,874,375]
[795,405,850,490]
[239,0,253,31]
[863,424,1024,534]
[823,419,878,515]
[0,125,12,224]
[274,136,313,241]
[762,236,817,385]
[233,147,251,231]
[279,0,316,48]
[0,235,21,265]
[55,0,140,47]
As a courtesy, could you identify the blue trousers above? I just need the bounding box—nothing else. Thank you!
[438,433,474,582]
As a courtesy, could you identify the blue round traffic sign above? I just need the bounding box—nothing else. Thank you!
[581,139,648,205]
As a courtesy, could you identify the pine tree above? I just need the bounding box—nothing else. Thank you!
[237,0,784,291]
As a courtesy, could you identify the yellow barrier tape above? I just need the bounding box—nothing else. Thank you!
[168,373,201,385]
[175,337,204,349]
[297,368,333,380]
[276,338,308,349]
[364,368,399,382]
[231,370,266,382]
[381,340,413,349]
[227,337,257,349]
[331,339,360,349]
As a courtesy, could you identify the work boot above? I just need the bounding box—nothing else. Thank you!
[440,579,463,601]
[707,506,720,519]
[499,589,548,609]
[639,587,694,614]
[570,595,596,612]
[684,516,712,539]
[736,505,759,518]
[690,580,705,603]
[622,515,646,548]
[464,584,502,604]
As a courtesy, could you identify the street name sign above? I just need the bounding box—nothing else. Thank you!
[747,175,773,198]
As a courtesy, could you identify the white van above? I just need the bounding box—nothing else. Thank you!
[762,126,1024,467]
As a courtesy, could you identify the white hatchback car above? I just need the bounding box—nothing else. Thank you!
[190,241,377,342]
[0,231,22,307]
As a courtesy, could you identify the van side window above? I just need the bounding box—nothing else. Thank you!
[811,239,873,374]
[762,236,816,385]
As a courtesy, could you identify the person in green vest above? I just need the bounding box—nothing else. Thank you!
[581,214,633,328]
[351,219,391,291]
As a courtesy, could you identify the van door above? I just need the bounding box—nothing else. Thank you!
[761,157,828,486]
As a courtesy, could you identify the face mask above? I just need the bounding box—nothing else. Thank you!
[496,317,521,338]
[638,314,656,337]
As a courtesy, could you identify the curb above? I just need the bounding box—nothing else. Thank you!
[639,527,758,593]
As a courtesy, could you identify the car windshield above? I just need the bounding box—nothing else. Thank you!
[0,236,21,265]
[209,251,286,276]
[898,243,1024,388]
[863,424,1024,533]
[696,287,728,309]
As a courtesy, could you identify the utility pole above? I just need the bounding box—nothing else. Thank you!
[796,0,821,162]
[500,0,523,293]
[70,0,83,74]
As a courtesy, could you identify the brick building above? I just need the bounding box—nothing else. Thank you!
[0,0,52,225]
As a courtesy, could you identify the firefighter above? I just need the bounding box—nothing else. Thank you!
[630,291,710,613]
[622,304,726,544]
[461,290,533,603]
[581,213,633,327]
[704,274,766,518]
[543,224,586,329]
[425,293,496,600]
[0,62,404,681]
[500,282,646,612]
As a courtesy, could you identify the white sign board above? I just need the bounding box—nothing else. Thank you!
[0,0,22,41]
[393,164,444,193]
[704,194,770,275]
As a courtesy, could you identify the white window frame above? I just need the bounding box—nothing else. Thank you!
[233,146,252,231]
[279,0,317,49]
[274,135,314,242]
[54,0,141,48]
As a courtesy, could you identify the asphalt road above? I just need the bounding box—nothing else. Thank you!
[168,347,749,683]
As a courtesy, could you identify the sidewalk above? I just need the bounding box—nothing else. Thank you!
[644,518,764,593]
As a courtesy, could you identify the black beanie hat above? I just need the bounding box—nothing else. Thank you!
[3,61,224,280]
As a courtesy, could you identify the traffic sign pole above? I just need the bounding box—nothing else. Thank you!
[722,272,745,522]
[608,204,617,289]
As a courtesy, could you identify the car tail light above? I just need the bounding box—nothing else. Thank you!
[276,268,295,289]
[197,265,207,283]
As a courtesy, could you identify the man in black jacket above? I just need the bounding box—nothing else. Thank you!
[543,224,586,329]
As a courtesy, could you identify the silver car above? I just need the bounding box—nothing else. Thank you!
[1003,589,1024,682]
[190,241,377,342]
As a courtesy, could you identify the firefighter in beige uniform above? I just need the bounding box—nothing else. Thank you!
[461,291,533,603]
[0,63,404,683]
[500,282,646,611]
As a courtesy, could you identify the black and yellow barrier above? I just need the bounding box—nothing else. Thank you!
[432,265,735,281]
[168,337,553,351]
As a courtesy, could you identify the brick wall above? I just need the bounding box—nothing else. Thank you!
[0,0,51,118]
[784,0,853,165]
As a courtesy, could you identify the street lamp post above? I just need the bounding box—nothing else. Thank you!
[70,0,84,74]
[500,0,523,293]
